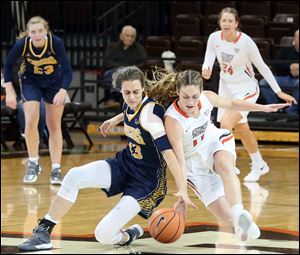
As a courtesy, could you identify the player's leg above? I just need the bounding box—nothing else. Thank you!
[23,101,42,183]
[213,151,260,240]
[234,123,269,182]
[94,195,143,245]
[45,102,65,184]
[18,160,112,251]
[21,82,44,183]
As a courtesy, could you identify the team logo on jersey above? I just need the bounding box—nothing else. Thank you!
[192,121,208,138]
[221,52,234,63]
[234,48,240,53]
[134,118,139,125]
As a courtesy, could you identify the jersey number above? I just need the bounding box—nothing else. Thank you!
[222,64,233,75]
[129,142,143,159]
[34,65,54,75]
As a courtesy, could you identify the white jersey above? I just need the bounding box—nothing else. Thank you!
[202,31,281,93]
[165,94,236,207]
[165,94,234,159]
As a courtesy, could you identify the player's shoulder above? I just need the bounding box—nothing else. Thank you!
[50,33,63,44]
[142,99,165,119]
[209,30,221,39]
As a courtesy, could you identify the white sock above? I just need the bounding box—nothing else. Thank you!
[231,203,244,219]
[28,157,39,165]
[249,151,264,165]
[52,164,61,171]
[44,213,59,224]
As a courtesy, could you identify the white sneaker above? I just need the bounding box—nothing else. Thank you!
[234,210,261,241]
[243,161,269,182]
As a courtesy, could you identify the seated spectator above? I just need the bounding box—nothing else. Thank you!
[103,25,147,108]
[259,29,299,115]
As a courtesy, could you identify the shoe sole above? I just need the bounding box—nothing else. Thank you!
[18,242,52,251]
[50,180,62,185]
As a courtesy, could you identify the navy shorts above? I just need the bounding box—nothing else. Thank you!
[104,150,167,219]
[20,76,63,104]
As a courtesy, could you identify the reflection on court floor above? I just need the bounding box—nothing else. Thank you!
[1,225,299,254]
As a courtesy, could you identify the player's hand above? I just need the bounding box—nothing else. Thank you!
[53,89,67,105]
[173,197,187,221]
[276,91,297,106]
[202,67,212,80]
[5,89,17,109]
[174,190,197,221]
[99,120,114,137]
[263,103,290,112]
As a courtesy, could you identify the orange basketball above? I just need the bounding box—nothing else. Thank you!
[148,207,185,243]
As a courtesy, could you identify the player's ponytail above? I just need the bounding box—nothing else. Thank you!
[145,68,203,108]
[145,68,178,108]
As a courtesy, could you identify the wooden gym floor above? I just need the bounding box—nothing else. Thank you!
[1,132,299,254]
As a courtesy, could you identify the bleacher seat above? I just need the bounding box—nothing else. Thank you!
[144,36,172,57]
[172,15,201,40]
[171,1,202,17]
[240,15,266,38]
[273,1,299,15]
[174,40,204,62]
[203,1,236,17]
[203,14,220,36]
[273,13,299,26]
[238,1,272,20]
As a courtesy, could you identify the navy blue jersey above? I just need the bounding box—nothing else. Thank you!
[105,96,173,218]
[4,33,72,90]
[123,96,171,176]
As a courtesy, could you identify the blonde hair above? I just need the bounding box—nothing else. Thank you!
[18,16,49,39]
[145,68,203,108]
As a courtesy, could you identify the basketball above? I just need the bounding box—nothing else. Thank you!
[148,207,185,243]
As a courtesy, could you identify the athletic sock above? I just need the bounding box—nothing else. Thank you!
[39,218,56,234]
[249,151,264,166]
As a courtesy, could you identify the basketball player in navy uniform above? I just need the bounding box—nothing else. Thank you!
[18,66,196,251]
[3,16,72,185]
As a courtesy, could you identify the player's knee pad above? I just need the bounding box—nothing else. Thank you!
[61,167,81,189]
[57,167,81,203]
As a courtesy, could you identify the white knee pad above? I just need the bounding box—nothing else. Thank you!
[57,167,80,203]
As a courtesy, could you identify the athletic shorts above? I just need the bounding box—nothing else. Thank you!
[105,150,167,219]
[20,76,63,104]
[217,79,259,124]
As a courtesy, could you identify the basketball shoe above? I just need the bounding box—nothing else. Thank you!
[18,224,52,251]
[234,210,261,241]
[243,161,269,182]
[120,224,144,246]
[23,161,42,184]
[50,168,62,185]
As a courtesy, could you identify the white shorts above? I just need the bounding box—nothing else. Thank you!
[185,129,236,174]
[217,79,259,124]
[184,129,236,207]
[188,172,224,208]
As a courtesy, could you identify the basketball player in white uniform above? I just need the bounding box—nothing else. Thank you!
[202,8,296,182]
[163,70,288,241]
